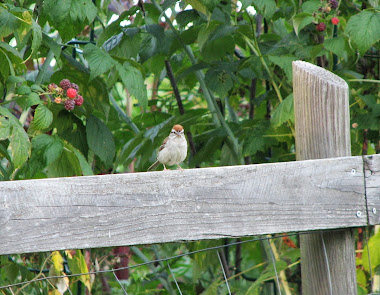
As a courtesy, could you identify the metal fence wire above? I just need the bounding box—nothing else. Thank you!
[0,229,377,295]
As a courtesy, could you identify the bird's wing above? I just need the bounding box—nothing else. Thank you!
[159,136,169,151]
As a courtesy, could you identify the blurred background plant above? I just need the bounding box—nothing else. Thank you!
[0,0,379,294]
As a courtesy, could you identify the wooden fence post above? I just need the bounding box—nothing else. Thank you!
[292,61,357,294]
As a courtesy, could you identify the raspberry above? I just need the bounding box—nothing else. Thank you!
[59,79,71,90]
[74,95,84,106]
[71,83,79,91]
[331,17,339,25]
[316,22,326,32]
[64,99,75,111]
[329,0,338,9]
[66,88,77,99]
[48,83,57,92]
[55,97,62,104]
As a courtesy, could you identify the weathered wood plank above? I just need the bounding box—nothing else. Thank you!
[364,154,380,225]
[293,60,356,295]
[0,156,366,255]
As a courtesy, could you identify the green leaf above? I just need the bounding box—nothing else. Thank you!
[301,0,320,13]
[46,142,82,177]
[84,43,116,80]
[362,231,380,273]
[324,36,345,57]
[27,134,64,177]
[0,106,31,168]
[15,84,31,95]
[30,19,42,59]
[184,0,209,16]
[268,55,297,81]
[116,63,148,109]
[42,33,61,60]
[32,134,64,166]
[43,0,97,41]
[272,94,294,126]
[51,251,64,274]
[67,250,91,291]
[0,116,11,140]
[0,7,20,39]
[252,0,276,19]
[292,12,313,36]
[71,146,93,176]
[205,69,234,97]
[16,92,42,109]
[86,115,115,166]
[30,104,53,130]
[346,10,380,55]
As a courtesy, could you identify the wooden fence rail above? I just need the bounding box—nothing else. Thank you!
[1,61,380,294]
[0,154,379,255]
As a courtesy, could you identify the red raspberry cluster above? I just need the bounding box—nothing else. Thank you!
[48,79,84,111]
[314,0,340,32]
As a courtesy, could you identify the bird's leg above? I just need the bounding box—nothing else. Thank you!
[177,164,183,170]
[163,164,167,171]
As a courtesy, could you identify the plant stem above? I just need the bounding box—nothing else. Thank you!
[151,0,243,164]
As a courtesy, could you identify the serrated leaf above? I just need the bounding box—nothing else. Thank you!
[86,115,115,166]
[176,9,199,28]
[30,84,44,92]
[252,0,276,19]
[0,106,31,168]
[30,104,53,130]
[116,63,147,109]
[346,10,380,55]
[271,93,294,127]
[324,36,345,57]
[0,116,10,140]
[292,12,313,36]
[71,146,93,176]
[7,75,25,84]
[15,84,31,95]
[16,92,42,109]
[0,8,20,39]
[301,0,320,13]
[84,43,116,80]
[43,0,97,41]
[31,134,64,166]
[46,143,82,177]
[205,69,234,97]
[27,19,42,61]
[268,55,297,81]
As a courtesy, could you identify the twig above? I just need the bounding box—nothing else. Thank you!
[164,59,197,157]
[167,262,183,295]
[217,251,231,295]
[112,270,128,295]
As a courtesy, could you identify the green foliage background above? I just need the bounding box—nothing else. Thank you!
[0,0,380,294]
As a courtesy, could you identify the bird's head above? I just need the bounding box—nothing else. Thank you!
[171,124,184,137]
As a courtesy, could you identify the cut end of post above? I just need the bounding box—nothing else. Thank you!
[292,60,348,90]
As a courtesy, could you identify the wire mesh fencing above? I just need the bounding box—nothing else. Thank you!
[0,229,378,295]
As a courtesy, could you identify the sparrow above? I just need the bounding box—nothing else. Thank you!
[148,124,187,171]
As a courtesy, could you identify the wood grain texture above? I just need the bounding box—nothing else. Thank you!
[0,156,366,255]
[364,154,380,225]
[293,61,357,295]
[293,60,350,160]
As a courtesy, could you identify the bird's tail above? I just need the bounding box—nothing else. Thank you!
[148,160,160,171]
